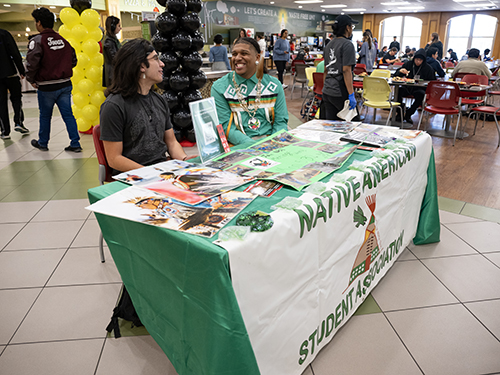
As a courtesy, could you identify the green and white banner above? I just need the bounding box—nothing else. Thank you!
[219,134,433,375]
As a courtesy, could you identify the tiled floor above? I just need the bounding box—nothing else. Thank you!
[1,93,499,375]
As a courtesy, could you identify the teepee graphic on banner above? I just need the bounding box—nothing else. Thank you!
[349,195,380,286]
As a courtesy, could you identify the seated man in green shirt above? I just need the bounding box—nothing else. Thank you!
[211,37,289,146]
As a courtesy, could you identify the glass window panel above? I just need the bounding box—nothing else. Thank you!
[473,15,497,37]
[449,15,472,37]
[448,37,469,58]
[403,17,422,37]
[382,16,403,49]
[402,37,420,51]
[471,37,494,54]
[352,30,363,50]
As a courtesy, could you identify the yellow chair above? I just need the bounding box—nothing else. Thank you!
[305,67,316,90]
[370,69,391,78]
[362,76,404,128]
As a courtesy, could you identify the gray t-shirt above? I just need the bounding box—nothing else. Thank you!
[323,37,356,97]
[100,91,172,173]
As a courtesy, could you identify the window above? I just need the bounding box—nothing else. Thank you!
[380,16,422,52]
[446,14,497,58]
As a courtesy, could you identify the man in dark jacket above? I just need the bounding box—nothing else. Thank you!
[394,48,436,124]
[0,29,30,139]
[26,7,82,152]
[426,47,445,78]
[389,36,400,52]
[447,49,458,63]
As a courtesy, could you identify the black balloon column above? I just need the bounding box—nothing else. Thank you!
[153,0,205,143]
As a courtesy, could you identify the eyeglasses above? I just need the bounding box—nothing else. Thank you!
[148,54,160,61]
[350,24,356,29]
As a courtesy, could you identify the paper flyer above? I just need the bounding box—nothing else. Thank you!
[87,186,256,238]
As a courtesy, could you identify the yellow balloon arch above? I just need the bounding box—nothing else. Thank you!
[59,7,104,133]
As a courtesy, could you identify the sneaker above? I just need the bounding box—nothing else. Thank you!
[31,139,49,151]
[0,134,11,140]
[282,84,288,89]
[14,124,30,134]
[64,145,83,152]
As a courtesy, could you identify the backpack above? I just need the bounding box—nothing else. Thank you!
[106,285,143,338]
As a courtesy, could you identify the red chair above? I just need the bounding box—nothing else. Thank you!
[393,62,404,66]
[460,74,488,110]
[417,81,463,145]
[305,72,324,120]
[353,64,367,75]
[445,61,455,69]
[463,106,500,147]
[92,124,113,263]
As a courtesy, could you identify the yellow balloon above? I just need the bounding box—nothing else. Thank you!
[82,104,99,121]
[88,28,103,42]
[91,53,104,67]
[92,117,100,126]
[60,8,80,28]
[86,65,102,82]
[80,9,101,29]
[77,117,92,132]
[82,39,100,56]
[72,67,85,83]
[59,24,72,39]
[66,38,81,51]
[90,90,106,107]
[73,91,90,107]
[77,78,94,94]
[72,24,88,42]
[72,104,82,119]
[76,52,91,69]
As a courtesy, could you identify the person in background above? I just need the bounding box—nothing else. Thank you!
[233,28,246,45]
[102,16,121,87]
[209,34,230,71]
[402,47,412,60]
[447,48,458,63]
[356,40,363,53]
[382,47,399,64]
[389,36,400,52]
[378,46,387,58]
[483,49,492,62]
[0,28,29,139]
[394,48,436,124]
[256,34,267,55]
[26,7,82,152]
[296,46,310,61]
[425,32,443,60]
[100,39,190,174]
[289,38,295,54]
[323,14,358,120]
[273,29,290,89]
[426,47,445,78]
[365,29,377,51]
[324,33,332,47]
[316,59,324,73]
[358,30,376,73]
[452,48,491,79]
[212,37,288,146]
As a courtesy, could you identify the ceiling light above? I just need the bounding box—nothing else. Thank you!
[17,33,21,37]
[397,6,425,9]
[298,5,303,8]
[342,8,366,11]
[320,4,346,7]
[49,5,56,8]
[26,26,30,32]
[4,4,11,7]
[25,33,28,37]
[453,0,482,2]
[294,0,323,3]
[341,12,345,14]
[322,9,326,11]
[381,1,409,4]
[360,11,364,14]
[270,1,274,3]
[462,2,493,6]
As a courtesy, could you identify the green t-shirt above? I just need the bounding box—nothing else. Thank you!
[211,72,289,145]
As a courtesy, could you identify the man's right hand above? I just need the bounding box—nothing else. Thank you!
[399,68,409,75]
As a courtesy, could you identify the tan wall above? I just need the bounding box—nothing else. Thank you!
[362,11,500,58]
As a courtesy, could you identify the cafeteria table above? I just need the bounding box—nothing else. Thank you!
[88,129,440,375]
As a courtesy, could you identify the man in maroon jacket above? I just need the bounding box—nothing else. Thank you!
[26,7,82,152]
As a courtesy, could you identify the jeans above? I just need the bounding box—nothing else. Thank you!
[274,60,287,84]
[0,76,24,136]
[37,85,80,148]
